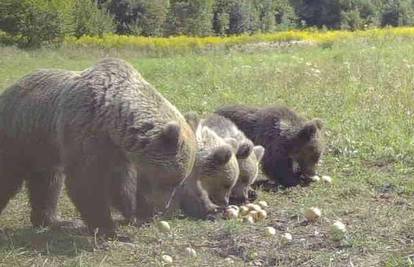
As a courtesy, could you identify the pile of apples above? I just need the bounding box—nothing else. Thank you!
[224,200,269,223]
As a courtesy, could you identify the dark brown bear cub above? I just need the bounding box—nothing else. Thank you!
[216,105,324,187]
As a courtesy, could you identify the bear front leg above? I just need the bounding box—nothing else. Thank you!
[110,163,137,224]
[178,179,222,220]
[27,170,64,227]
[262,157,301,187]
[247,187,258,202]
[278,158,301,187]
[135,187,155,226]
[0,157,25,215]
[64,159,116,238]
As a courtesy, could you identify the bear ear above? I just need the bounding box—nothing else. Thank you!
[236,141,253,159]
[209,146,232,166]
[253,145,265,161]
[161,121,181,144]
[184,111,200,132]
[224,138,239,152]
[297,121,318,143]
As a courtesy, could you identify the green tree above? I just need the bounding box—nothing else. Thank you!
[339,0,379,30]
[212,0,231,35]
[381,0,414,26]
[101,0,169,36]
[212,0,296,34]
[340,9,364,29]
[273,0,298,30]
[257,0,276,32]
[101,0,140,34]
[165,0,214,36]
[138,0,169,36]
[226,0,260,34]
[0,0,73,48]
[291,0,342,28]
[72,0,115,37]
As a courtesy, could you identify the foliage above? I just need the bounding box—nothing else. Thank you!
[380,0,414,26]
[291,0,343,28]
[0,0,72,48]
[273,0,298,30]
[139,0,169,36]
[2,0,414,48]
[100,0,169,36]
[72,0,115,38]
[62,27,414,53]
[0,0,114,47]
[164,0,214,36]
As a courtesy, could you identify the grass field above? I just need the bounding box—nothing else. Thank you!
[0,38,413,266]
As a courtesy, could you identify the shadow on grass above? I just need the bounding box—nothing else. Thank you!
[252,174,314,193]
[252,179,282,193]
[0,226,94,257]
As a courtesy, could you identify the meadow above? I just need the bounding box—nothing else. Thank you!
[61,27,414,55]
[0,35,413,266]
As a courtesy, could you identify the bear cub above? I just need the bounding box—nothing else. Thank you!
[216,105,324,187]
[165,114,240,219]
[202,114,264,204]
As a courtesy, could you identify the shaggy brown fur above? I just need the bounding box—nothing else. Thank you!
[202,114,264,204]
[166,119,239,219]
[0,58,197,237]
[216,105,324,187]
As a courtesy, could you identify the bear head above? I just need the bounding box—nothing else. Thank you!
[165,124,239,219]
[289,118,324,178]
[129,117,198,219]
[191,125,239,209]
[230,142,265,204]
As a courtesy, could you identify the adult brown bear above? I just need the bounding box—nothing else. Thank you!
[0,58,197,238]
[216,105,324,187]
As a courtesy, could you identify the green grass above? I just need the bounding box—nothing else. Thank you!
[0,39,413,266]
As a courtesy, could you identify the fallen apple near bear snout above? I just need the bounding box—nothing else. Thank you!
[157,221,171,233]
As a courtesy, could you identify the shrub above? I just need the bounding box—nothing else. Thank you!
[164,0,214,36]
[381,0,414,27]
[72,0,115,38]
[0,0,72,48]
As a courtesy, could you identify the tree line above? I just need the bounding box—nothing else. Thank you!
[1,0,414,48]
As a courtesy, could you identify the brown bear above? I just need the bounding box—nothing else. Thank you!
[216,105,324,187]
[202,114,264,204]
[164,116,240,219]
[0,58,197,237]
